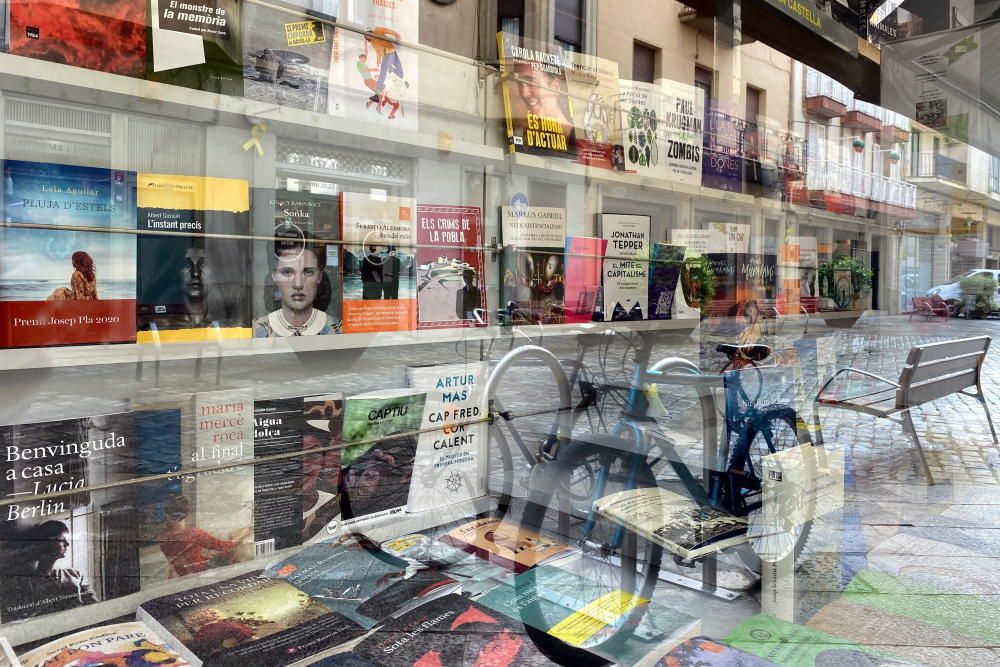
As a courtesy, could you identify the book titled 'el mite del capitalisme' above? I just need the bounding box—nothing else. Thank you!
[0,412,140,623]
[136,174,251,342]
[1,160,137,348]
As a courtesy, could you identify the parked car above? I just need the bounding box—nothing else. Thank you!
[927,269,1000,305]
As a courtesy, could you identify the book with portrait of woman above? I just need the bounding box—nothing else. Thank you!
[135,174,252,343]
[497,33,576,159]
[0,412,140,623]
[0,160,138,348]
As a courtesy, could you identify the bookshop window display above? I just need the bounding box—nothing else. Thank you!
[0,0,961,665]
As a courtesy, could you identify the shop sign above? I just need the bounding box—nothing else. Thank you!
[762,0,858,55]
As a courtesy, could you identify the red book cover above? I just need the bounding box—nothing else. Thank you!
[563,236,607,324]
[9,0,147,78]
[415,205,486,329]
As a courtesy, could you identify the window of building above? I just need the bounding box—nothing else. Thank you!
[694,66,713,102]
[498,0,525,40]
[991,156,1000,193]
[554,0,584,52]
[745,86,762,158]
[633,41,658,83]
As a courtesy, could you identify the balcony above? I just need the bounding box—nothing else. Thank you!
[843,101,882,132]
[879,110,910,144]
[910,151,970,198]
[805,159,917,218]
[805,67,849,118]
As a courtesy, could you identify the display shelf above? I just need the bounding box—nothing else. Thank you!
[3,496,496,648]
[0,318,700,372]
[0,54,505,168]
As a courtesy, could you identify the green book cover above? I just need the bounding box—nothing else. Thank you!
[340,389,426,525]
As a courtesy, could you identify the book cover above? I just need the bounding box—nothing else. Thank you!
[135,391,254,585]
[339,192,417,334]
[702,106,743,193]
[725,614,919,667]
[339,389,425,524]
[648,244,685,320]
[415,205,486,329]
[8,0,146,77]
[1,160,137,348]
[381,533,507,597]
[437,517,570,574]
[0,413,140,623]
[313,655,377,667]
[137,571,365,667]
[266,539,455,629]
[242,0,334,113]
[594,487,748,561]
[497,32,575,158]
[563,236,606,324]
[602,213,650,321]
[352,594,555,667]
[252,393,343,554]
[564,52,620,169]
[136,174,251,342]
[615,80,670,177]
[17,621,189,667]
[654,636,778,666]
[148,0,244,97]
[404,362,488,512]
[330,0,418,130]
[498,205,567,324]
[253,192,341,337]
[478,565,700,665]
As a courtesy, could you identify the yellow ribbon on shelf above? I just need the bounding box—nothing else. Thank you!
[243,122,268,157]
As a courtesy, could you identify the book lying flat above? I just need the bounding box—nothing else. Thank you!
[351,594,555,666]
[0,638,16,667]
[17,622,189,667]
[137,571,365,667]
[594,487,748,560]
[652,636,778,666]
[438,517,573,573]
[381,533,508,597]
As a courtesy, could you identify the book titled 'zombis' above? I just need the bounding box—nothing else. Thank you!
[1,160,137,348]
[137,571,365,667]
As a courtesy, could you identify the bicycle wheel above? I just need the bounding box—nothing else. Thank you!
[728,407,815,567]
[511,437,663,665]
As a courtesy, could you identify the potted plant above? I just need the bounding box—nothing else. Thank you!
[680,256,716,316]
[958,273,997,319]
[817,256,873,311]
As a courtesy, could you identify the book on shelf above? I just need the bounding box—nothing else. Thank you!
[1,160,137,348]
[135,174,252,342]
[339,388,425,525]
[652,636,778,666]
[0,638,15,667]
[265,538,458,629]
[339,192,417,334]
[593,487,748,561]
[404,362,488,513]
[414,205,486,329]
[478,564,701,665]
[253,393,343,554]
[499,205,567,324]
[147,0,244,96]
[252,190,342,338]
[564,52,621,170]
[496,32,575,159]
[381,533,508,597]
[602,213,650,321]
[563,236,607,324]
[725,614,921,666]
[16,621,189,667]
[438,517,572,574]
[330,0,419,131]
[242,0,335,114]
[0,412,140,623]
[133,391,255,585]
[7,0,147,78]
[137,570,365,667]
[648,243,685,320]
[351,593,555,666]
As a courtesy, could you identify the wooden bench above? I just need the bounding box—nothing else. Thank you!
[813,336,997,484]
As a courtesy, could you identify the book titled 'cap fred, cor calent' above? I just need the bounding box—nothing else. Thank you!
[137,570,365,667]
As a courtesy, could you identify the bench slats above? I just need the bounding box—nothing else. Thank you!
[899,369,978,407]
[908,336,990,364]
[903,351,985,384]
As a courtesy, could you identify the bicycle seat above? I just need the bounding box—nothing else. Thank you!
[716,343,772,362]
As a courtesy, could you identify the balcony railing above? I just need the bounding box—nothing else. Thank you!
[807,159,917,208]
[912,151,967,184]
